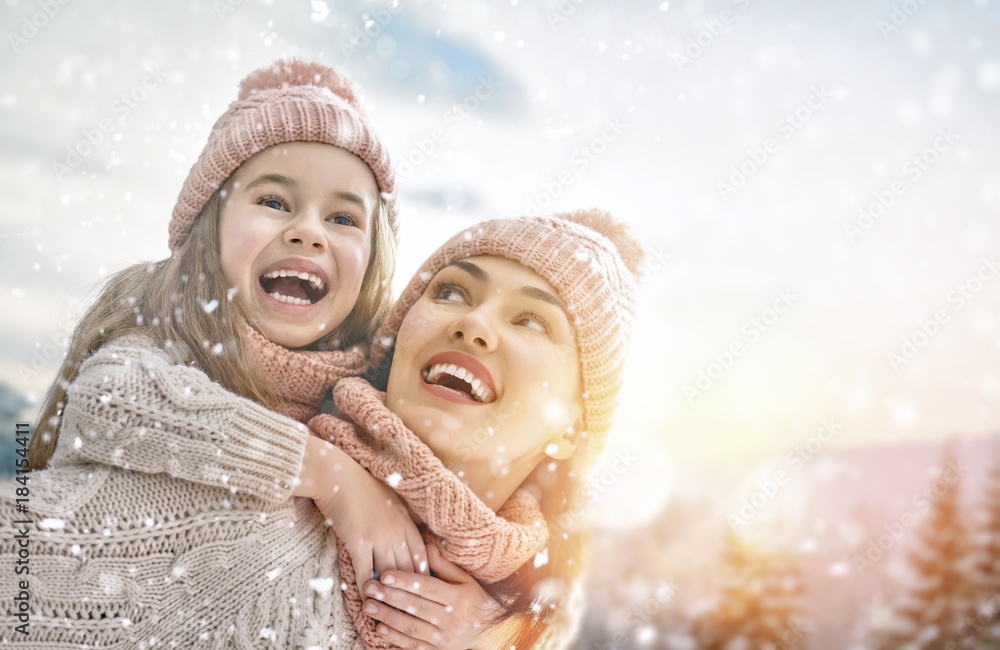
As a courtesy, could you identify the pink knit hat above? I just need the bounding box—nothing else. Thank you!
[168,58,397,252]
[370,209,644,466]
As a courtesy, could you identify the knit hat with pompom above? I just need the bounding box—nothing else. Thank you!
[168,58,397,251]
[369,209,644,467]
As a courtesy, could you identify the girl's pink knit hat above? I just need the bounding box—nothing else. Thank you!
[370,209,644,466]
[168,58,397,252]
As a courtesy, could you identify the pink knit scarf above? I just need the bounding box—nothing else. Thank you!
[246,326,367,423]
[309,377,549,650]
[247,331,548,648]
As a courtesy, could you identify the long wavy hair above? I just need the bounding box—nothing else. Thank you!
[28,177,395,470]
[493,450,590,649]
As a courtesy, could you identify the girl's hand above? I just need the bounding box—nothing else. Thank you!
[361,543,502,650]
[293,436,429,596]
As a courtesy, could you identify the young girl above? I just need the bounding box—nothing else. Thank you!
[308,209,644,649]
[7,59,430,647]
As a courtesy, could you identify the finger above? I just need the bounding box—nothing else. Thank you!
[362,597,444,647]
[392,538,415,575]
[373,543,396,582]
[376,570,450,608]
[406,525,429,576]
[426,543,475,584]
[373,620,441,650]
[353,545,375,599]
[364,580,450,626]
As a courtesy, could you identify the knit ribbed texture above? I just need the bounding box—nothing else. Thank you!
[169,58,397,251]
[246,324,367,423]
[1,335,366,648]
[308,377,549,650]
[370,209,643,467]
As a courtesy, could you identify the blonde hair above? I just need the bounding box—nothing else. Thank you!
[29,180,395,470]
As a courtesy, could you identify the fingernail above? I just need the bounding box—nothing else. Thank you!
[364,602,378,615]
[365,583,378,597]
[381,574,396,585]
[378,625,389,636]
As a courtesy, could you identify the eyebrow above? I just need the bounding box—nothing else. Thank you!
[450,260,573,323]
[244,173,371,216]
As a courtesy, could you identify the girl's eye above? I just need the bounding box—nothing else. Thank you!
[433,281,467,304]
[329,213,357,227]
[258,195,287,211]
[516,313,550,334]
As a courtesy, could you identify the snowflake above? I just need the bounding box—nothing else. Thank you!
[309,577,334,596]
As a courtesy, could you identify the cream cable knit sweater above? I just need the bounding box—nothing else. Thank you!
[0,334,583,648]
[0,335,362,648]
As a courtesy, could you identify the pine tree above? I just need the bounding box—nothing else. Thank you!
[691,533,808,649]
[872,452,972,650]
[965,457,1000,649]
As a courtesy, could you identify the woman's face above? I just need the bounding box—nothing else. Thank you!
[386,256,584,478]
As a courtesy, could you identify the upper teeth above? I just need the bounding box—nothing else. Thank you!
[261,269,325,291]
[425,363,496,403]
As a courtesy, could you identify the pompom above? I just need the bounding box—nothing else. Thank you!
[556,208,645,277]
[237,58,363,113]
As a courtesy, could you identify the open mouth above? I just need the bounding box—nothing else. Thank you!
[259,269,328,306]
[422,363,496,403]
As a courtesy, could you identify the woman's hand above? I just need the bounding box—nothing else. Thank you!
[361,543,504,650]
[293,435,428,595]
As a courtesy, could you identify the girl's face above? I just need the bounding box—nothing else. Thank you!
[218,142,377,348]
[386,256,584,478]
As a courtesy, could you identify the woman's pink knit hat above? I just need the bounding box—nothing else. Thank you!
[168,58,397,252]
[370,209,644,466]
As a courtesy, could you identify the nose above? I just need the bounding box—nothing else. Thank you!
[448,308,497,351]
[284,212,326,250]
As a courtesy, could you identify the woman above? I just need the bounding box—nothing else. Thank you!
[307,208,644,649]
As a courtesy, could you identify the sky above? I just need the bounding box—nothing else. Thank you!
[1,0,998,526]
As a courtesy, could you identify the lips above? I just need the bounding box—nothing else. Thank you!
[421,351,497,404]
[258,259,329,306]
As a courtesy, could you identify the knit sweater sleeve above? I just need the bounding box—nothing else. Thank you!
[51,335,308,503]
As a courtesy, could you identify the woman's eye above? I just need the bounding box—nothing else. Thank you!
[516,314,550,334]
[329,214,357,227]
[433,281,467,304]
[258,196,287,211]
